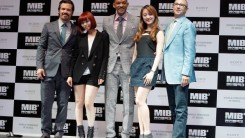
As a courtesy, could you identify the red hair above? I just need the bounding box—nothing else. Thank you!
[77,11,97,32]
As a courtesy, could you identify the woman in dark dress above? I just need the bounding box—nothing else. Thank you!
[130,5,164,138]
[67,11,109,138]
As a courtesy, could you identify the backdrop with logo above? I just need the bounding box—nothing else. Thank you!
[0,0,245,137]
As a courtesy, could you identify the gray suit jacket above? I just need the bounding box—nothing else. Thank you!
[102,13,139,74]
[36,20,78,78]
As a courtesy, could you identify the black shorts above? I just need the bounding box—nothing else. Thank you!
[73,74,99,87]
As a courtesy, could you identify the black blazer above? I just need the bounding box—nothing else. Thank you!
[69,30,109,83]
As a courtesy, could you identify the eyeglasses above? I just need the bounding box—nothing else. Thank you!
[173,3,187,8]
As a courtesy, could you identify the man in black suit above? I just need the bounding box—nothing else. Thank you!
[36,0,77,138]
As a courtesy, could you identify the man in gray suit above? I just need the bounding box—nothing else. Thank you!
[102,0,139,137]
[36,0,77,138]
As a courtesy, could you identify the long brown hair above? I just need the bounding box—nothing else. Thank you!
[134,5,159,42]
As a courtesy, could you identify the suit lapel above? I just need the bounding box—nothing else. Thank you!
[65,22,76,45]
[121,14,132,42]
[89,31,101,58]
[53,21,62,46]
[78,35,88,59]
[165,17,185,49]
[107,15,117,41]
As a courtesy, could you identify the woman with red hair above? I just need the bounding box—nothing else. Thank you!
[67,11,109,138]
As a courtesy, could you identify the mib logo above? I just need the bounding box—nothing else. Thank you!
[190,92,210,104]
[227,39,245,50]
[91,3,109,13]
[21,104,39,114]
[0,86,9,96]
[0,19,12,29]
[118,126,138,137]
[158,3,174,13]
[228,3,245,14]
[95,107,104,118]
[63,123,70,134]
[193,21,212,32]
[52,122,70,134]
[0,52,10,63]
[25,36,40,46]
[194,57,211,68]
[154,109,171,120]
[225,112,245,123]
[23,70,38,80]
[188,129,208,138]
[226,75,245,87]
[27,3,45,12]
[0,120,7,130]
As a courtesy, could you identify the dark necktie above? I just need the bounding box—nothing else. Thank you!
[117,16,123,40]
[61,23,67,45]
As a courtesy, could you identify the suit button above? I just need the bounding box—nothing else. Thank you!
[93,64,96,66]
[82,55,84,57]
[82,63,84,65]
[95,56,97,58]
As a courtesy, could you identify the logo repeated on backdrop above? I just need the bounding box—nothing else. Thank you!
[194,53,218,71]
[17,33,41,49]
[0,16,18,32]
[0,83,15,99]
[156,70,164,85]
[186,125,216,138]
[219,36,245,53]
[149,106,173,124]
[83,103,105,121]
[14,100,41,118]
[115,122,139,138]
[52,119,76,136]
[19,0,51,15]
[0,49,16,66]
[68,89,75,102]
[188,17,219,35]
[0,0,20,16]
[117,86,136,105]
[218,72,245,90]
[220,0,245,17]
[216,108,245,127]
[83,0,114,16]
[15,66,40,83]
[53,89,74,102]
[188,89,217,107]
[0,117,13,132]
[151,0,174,16]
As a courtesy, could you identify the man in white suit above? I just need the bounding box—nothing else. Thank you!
[161,0,196,138]
[102,0,139,137]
